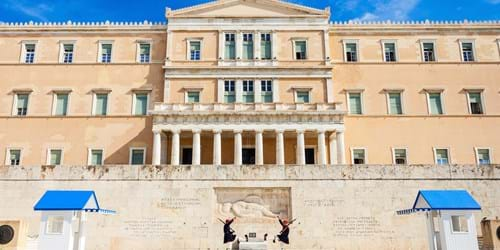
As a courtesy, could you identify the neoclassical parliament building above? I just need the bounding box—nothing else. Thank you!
[0,0,499,249]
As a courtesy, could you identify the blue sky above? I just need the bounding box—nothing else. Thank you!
[0,0,499,23]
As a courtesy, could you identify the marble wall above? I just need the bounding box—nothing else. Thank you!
[0,164,498,250]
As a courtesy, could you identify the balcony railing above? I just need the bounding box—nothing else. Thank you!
[152,102,343,113]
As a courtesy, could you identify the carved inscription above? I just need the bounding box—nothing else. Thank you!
[304,199,345,207]
[158,197,201,209]
[123,218,179,239]
[332,216,395,237]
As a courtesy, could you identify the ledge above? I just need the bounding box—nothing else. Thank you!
[0,164,498,181]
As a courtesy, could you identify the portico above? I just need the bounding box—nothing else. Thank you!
[151,103,345,166]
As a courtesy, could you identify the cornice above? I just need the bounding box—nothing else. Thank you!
[0,21,167,33]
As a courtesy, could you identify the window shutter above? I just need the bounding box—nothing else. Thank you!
[95,94,108,115]
[349,93,362,114]
[429,93,443,114]
[389,93,402,114]
[56,94,68,115]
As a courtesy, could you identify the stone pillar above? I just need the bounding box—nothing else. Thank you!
[255,129,264,165]
[171,129,180,166]
[317,129,327,165]
[192,129,201,165]
[152,130,162,165]
[276,129,285,165]
[336,131,346,164]
[213,129,222,165]
[234,130,242,166]
[296,129,305,165]
[329,132,337,164]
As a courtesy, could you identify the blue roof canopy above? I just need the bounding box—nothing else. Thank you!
[34,190,115,214]
[397,190,481,215]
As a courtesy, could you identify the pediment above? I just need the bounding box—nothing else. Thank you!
[168,0,329,18]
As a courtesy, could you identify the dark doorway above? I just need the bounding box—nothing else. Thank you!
[242,148,255,165]
[181,148,192,165]
[305,148,315,164]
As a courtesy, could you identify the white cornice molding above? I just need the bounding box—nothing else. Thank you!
[163,67,332,79]
[0,20,167,32]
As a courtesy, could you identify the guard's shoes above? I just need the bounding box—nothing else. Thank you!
[245,235,249,242]
[264,233,268,241]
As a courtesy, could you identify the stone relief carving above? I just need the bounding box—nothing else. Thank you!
[215,188,290,221]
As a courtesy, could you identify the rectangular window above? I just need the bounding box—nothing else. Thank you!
[224,80,236,103]
[182,147,193,165]
[49,149,62,165]
[461,42,475,62]
[189,41,201,61]
[242,33,254,60]
[348,92,362,115]
[451,216,469,233]
[435,149,449,165]
[54,93,69,116]
[294,41,307,60]
[476,148,491,165]
[305,148,315,165]
[422,42,435,62]
[101,44,112,63]
[46,216,64,235]
[242,148,255,165]
[260,33,272,60]
[383,42,397,62]
[242,80,254,103]
[8,149,21,166]
[428,93,444,115]
[130,148,145,165]
[187,91,200,103]
[24,44,36,64]
[16,94,29,116]
[345,43,358,62]
[139,43,151,63]
[393,149,407,165]
[94,94,108,116]
[90,149,103,165]
[224,33,236,60]
[296,91,310,103]
[468,92,483,114]
[134,93,148,115]
[388,92,403,115]
[352,149,366,164]
[261,80,273,103]
[62,44,74,63]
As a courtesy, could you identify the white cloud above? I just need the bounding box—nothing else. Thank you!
[2,0,53,21]
[352,0,421,21]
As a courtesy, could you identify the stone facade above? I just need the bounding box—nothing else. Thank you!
[0,165,499,249]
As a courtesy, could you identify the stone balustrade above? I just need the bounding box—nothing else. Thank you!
[152,102,343,113]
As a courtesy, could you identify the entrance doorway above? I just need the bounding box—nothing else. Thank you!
[242,148,255,165]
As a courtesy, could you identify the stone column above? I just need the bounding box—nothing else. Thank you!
[255,129,264,165]
[296,129,305,165]
[213,129,222,165]
[192,129,201,165]
[171,129,180,166]
[317,129,327,165]
[276,129,285,165]
[234,130,242,166]
[336,131,346,164]
[152,130,162,165]
[329,132,337,164]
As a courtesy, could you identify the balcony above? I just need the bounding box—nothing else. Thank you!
[151,102,344,115]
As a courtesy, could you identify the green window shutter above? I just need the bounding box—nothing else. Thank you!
[261,41,271,59]
[56,94,68,116]
[64,44,74,52]
[243,42,253,60]
[140,44,150,54]
[385,43,395,53]
[429,93,443,114]
[50,150,62,165]
[102,44,112,54]
[295,41,306,53]
[296,91,310,103]
[349,93,362,114]
[225,42,235,59]
[262,93,273,103]
[95,94,108,115]
[17,94,29,109]
[135,94,148,115]
[345,43,357,53]
[91,150,103,165]
[187,92,200,103]
[477,149,490,164]
[131,149,144,165]
[436,149,449,164]
[389,93,402,114]
[468,93,481,103]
